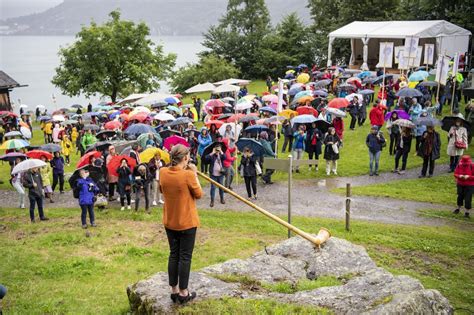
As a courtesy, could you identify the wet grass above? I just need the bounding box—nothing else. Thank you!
[1,206,473,314]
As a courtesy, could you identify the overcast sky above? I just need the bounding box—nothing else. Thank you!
[1,0,62,19]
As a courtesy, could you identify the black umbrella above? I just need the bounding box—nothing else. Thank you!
[202,141,228,158]
[164,117,193,127]
[441,116,471,133]
[96,130,117,140]
[235,138,265,157]
[238,116,259,123]
[312,119,331,133]
[158,129,182,140]
[217,113,233,121]
[39,143,61,153]
[418,81,438,87]
[84,124,100,131]
[85,141,113,153]
[415,117,441,127]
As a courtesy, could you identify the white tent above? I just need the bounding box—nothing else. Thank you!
[214,78,251,86]
[116,93,149,105]
[133,93,170,106]
[328,20,471,70]
[213,84,240,94]
[184,82,216,94]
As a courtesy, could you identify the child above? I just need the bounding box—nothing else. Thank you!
[61,134,72,165]
[39,156,54,203]
[147,152,164,206]
[77,168,99,228]
[71,127,78,147]
[134,164,151,213]
[453,155,473,218]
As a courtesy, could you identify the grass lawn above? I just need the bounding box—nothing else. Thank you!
[1,207,473,314]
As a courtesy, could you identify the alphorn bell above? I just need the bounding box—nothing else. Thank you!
[197,171,331,248]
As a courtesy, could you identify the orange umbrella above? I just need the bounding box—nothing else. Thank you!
[297,96,315,104]
[296,106,318,117]
[104,120,122,130]
[205,120,224,128]
[328,98,350,109]
[76,151,102,168]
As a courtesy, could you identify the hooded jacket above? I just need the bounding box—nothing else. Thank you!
[454,155,474,186]
[77,177,99,205]
[221,138,236,168]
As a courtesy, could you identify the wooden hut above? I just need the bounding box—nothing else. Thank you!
[0,71,26,111]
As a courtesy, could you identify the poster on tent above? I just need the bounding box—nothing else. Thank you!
[398,51,409,70]
[424,44,435,65]
[394,46,404,64]
[435,55,451,85]
[403,36,419,58]
[378,42,394,68]
[452,53,460,76]
[408,46,423,67]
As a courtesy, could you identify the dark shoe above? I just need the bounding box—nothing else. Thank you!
[91,223,97,227]
[60,191,65,194]
[220,198,225,204]
[453,208,460,214]
[170,293,179,303]
[31,219,35,223]
[210,200,214,207]
[295,169,300,173]
[465,212,470,218]
[375,173,379,176]
[427,174,433,178]
[369,172,374,176]
[82,224,88,229]
[418,175,426,178]
[178,292,197,304]
[40,217,49,221]
[50,199,55,203]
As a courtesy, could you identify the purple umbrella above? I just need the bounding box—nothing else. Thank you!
[385,110,410,121]
[0,152,27,162]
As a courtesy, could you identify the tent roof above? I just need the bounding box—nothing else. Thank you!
[329,20,471,39]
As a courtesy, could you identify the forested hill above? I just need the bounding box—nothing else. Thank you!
[0,0,311,36]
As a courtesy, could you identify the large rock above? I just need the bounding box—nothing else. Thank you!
[127,236,453,314]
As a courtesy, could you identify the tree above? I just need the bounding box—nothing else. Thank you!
[202,0,271,78]
[52,10,176,102]
[171,54,240,93]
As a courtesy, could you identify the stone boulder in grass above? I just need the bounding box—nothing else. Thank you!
[127,236,453,314]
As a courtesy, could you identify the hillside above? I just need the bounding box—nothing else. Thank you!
[0,0,311,36]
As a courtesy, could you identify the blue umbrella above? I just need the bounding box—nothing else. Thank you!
[357,71,372,79]
[124,123,157,136]
[39,143,61,153]
[409,70,429,82]
[358,89,375,95]
[298,63,308,69]
[259,106,277,115]
[38,116,51,122]
[291,114,317,125]
[314,79,332,87]
[244,125,270,134]
[165,97,178,104]
[396,88,423,98]
[294,90,313,101]
[235,138,265,157]
[313,90,328,97]
[284,73,295,80]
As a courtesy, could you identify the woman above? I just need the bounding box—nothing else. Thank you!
[52,123,61,143]
[77,168,99,228]
[159,144,202,304]
[453,155,473,218]
[117,158,132,210]
[133,164,151,213]
[386,111,400,156]
[148,152,164,206]
[239,147,258,200]
[205,143,226,207]
[347,96,359,130]
[418,126,441,178]
[447,118,468,172]
[306,124,323,171]
[323,127,341,176]
[51,151,65,193]
[393,127,413,174]
[197,127,212,173]
[106,145,118,201]
[60,134,72,165]
[39,156,54,203]
[11,157,26,208]
[292,126,306,173]
[333,116,344,140]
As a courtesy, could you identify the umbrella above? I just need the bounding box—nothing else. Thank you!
[238,115,259,123]
[328,98,350,109]
[358,89,375,95]
[61,120,78,126]
[202,141,228,158]
[325,107,347,118]
[163,135,190,151]
[4,131,23,138]
[338,83,356,90]
[384,110,410,121]
[25,150,53,161]
[139,147,170,164]
[0,139,30,150]
[0,152,27,162]
[311,119,331,133]
[38,116,52,122]
[205,99,226,113]
[259,106,277,115]
[314,79,332,87]
[296,96,315,104]
[84,124,100,131]
[296,73,310,84]
[298,63,308,69]
[409,70,429,82]
[313,90,328,97]
[52,115,65,122]
[205,120,224,128]
[393,119,416,128]
[153,112,176,121]
[36,105,46,109]
[129,112,149,122]
[418,81,438,87]
[124,123,157,136]
[346,77,361,84]
[262,116,285,125]
[165,117,193,127]
[396,88,423,98]
[296,106,318,116]
[244,125,270,134]
[167,105,181,115]
[291,114,317,125]
[39,143,61,153]
[415,117,441,127]
[262,94,278,103]
[71,104,83,108]
[19,104,28,109]
[159,129,181,139]
[217,113,233,121]
[137,133,162,148]
[218,123,243,138]
[164,96,179,104]
[104,120,122,130]
[77,151,102,168]
[441,116,471,133]
[345,93,363,102]
[235,138,265,157]
[11,159,47,175]
[357,71,372,79]
[106,155,137,177]
[362,76,377,84]
[279,109,298,119]
[96,130,117,140]
[235,101,253,111]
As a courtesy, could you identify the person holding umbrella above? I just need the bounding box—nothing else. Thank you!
[393,127,413,174]
[447,118,468,172]
[22,167,48,222]
[418,126,441,178]
[117,158,132,211]
[386,111,400,156]
[205,142,226,207]
[11,157,26,209]
[453,155,473,218]
[366,126,386,176]
[324,127,341,176]
[239,147,258,200]
[347,96,359,130]
[306,122,323,172]
[39,156,54,203]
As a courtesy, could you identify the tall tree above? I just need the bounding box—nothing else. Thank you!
[52,10,176,102]
[202,0,271,78]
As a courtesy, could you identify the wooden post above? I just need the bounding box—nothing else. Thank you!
[288,154,293,238]
[345,183,351,231]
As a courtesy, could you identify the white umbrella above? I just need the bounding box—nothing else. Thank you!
[116,93,148,105]
[20,126,32,139]
[219,123,242,138]
[153,112,176,121]
[326,107,347,118]
[213,84,241,94]
[19,104,28,108]
[12,159,47,175]
[345,93,363,102]
[184,82,216,94]
[214,78,251,86]
[222,96,235,102]
[36,104,45,109]
[52,115,65,122]
[235,101,253,111]
[134,93,170,106]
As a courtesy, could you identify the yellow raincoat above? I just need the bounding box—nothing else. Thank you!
[71,127,78,144]
[44,122,53,135]
[40,164,52,187]
[61,137,72,157]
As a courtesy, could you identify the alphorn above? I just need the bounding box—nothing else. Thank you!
[197,171,329,247]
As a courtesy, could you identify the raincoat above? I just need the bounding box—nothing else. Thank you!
[454,156,474,186]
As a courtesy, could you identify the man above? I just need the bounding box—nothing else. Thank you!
[418,126,441,178]
[369,102,384,129]
[260,131,277,184]
[366,126,386,176]
[266,76,273,92]
[193,97,202,121]
[347,96,360,130]
[408,97,422,121]
[81,130,97,153]
[22,167,48,223]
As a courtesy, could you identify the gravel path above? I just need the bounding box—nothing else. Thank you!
[1,164,455,227]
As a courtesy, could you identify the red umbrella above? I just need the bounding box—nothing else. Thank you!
[296,106,318,117]
[205,99,225,114]
[328,98,350,109]
[163,135,190,151]
[119,113,130,121]
[104,120,122,130]
[26,150,53,160]
[106,155,136,177]
[129,112,149,122]
[0,111,18,118]
[205,120,224,128]
[77,151,102,168]
[174,93,183,99]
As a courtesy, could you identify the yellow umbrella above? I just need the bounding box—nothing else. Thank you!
[408,81,418,89]
[296,73,310,84]
[279,109,298,119]
[297,96,314,104]
[285,69,295,74]
[190,107,198,122]
[139,147,170,164]
[241,94,256,102]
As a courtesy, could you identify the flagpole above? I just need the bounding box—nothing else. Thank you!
[450,53,459,115]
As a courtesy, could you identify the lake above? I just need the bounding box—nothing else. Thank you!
[0,35,203,112]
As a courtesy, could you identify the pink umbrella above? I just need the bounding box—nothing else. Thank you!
[262,94,278,103]
[163,135,190,151]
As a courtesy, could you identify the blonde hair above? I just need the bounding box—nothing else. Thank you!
[170,144,190,166]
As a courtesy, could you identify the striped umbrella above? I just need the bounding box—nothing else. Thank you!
[0,139,30,150]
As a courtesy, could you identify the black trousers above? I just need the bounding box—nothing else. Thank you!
[349,114,357,129]
[282,136,293,152]
[394,150,409,170]
[108,183,116,198]
[262,169,274,183]
[415,136,422,153]
[421,156,435,176]
[457,185,473,210]
[358,116,366,126]
[450,156,460,172]
[165,227,197,290]
[389,134,399,155]
[244,176,257,197]
[52,173,64,192]
[135,183,150,211]
[308,145,319,161]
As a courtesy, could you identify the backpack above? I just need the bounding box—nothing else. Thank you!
[68,176,80,199]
